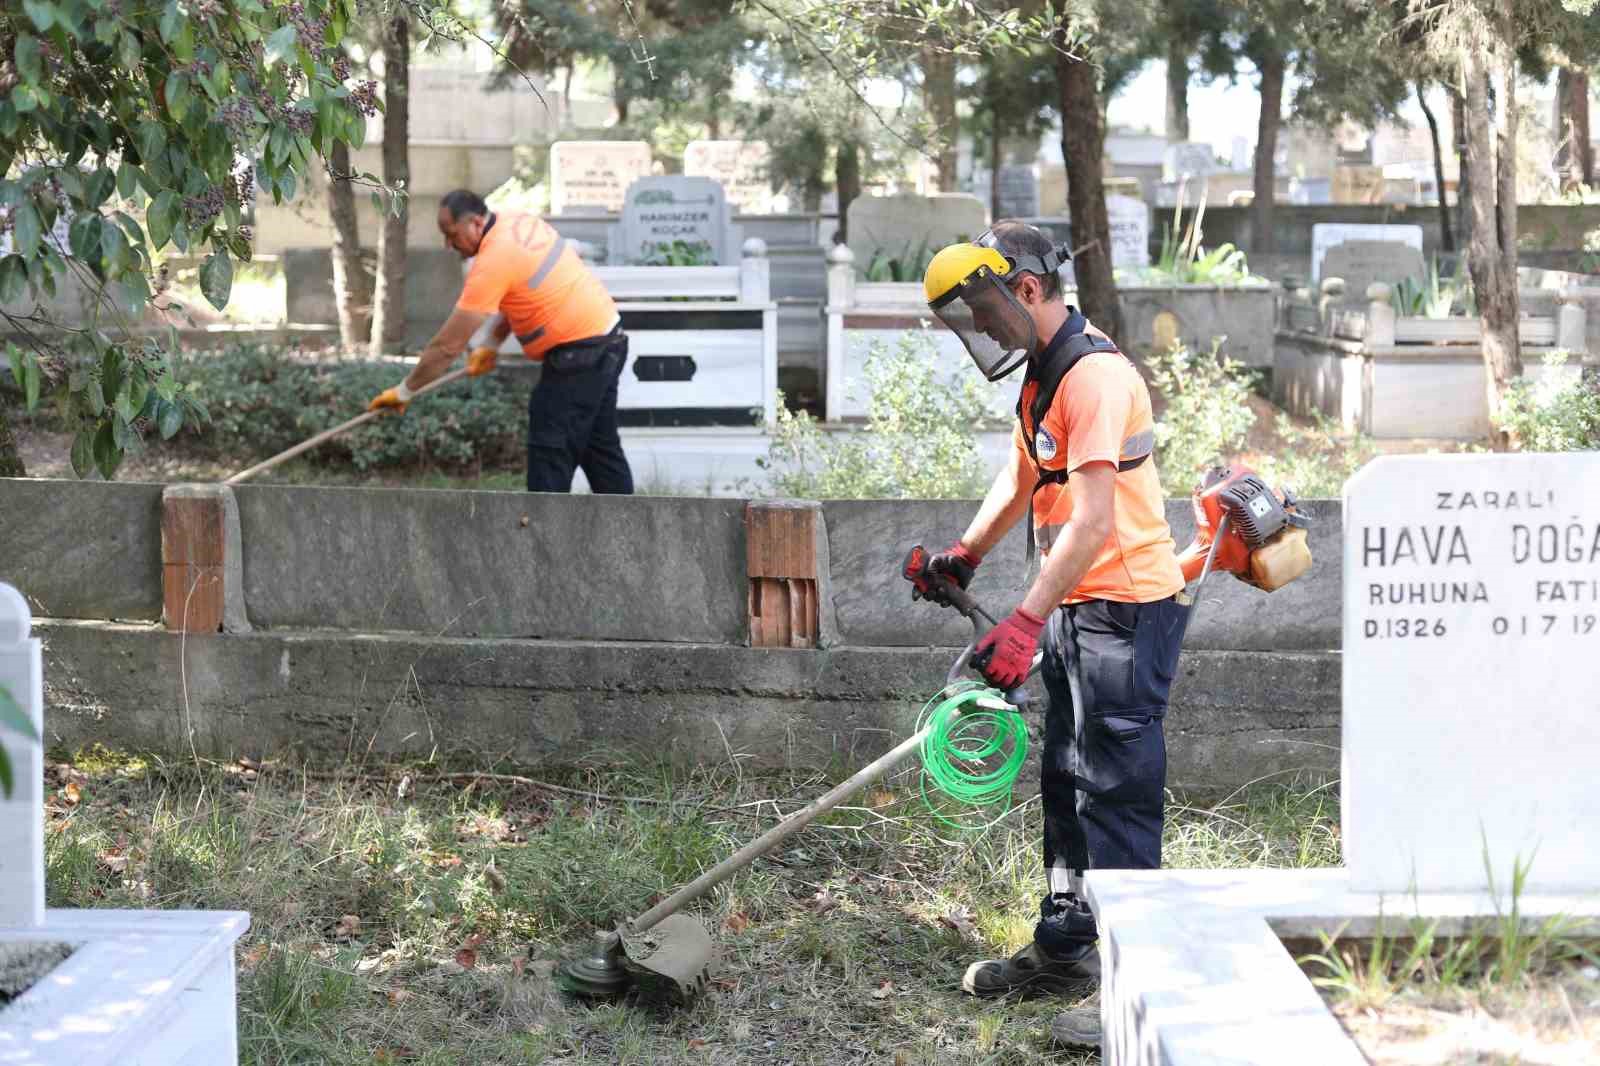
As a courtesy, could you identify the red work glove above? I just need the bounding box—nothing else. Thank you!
[927,541,982,593]
[971,607,1046,691]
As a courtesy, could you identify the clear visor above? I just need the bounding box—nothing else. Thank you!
[929,271,1036,381]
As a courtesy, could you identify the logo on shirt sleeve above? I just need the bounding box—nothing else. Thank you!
[1035,428,1057,461]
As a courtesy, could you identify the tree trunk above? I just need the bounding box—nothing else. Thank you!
[1463,43,1521,451]
[1165,39,1190,142]
[1055,23,1122,341]
[1250,49,1285,255]
[327,139,371,350]
[1568,68,1594,187]
[369,13,409,356]
[0,406,24,478]
[561,65,575,129]
[835,139,861,245]
[922,47,959,191]
[989,114,1003,221]
[1556,66,1573,187]
[1417,81,1454,254]
[1453,87,1471,253]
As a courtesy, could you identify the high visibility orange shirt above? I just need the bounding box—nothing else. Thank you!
[455,212,618,360]
[1015,348,1185,605]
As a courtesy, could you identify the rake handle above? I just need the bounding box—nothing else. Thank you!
[223,366,472,485]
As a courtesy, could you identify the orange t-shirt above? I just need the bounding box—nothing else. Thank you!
[456,212,618,360]
[1015,350,1184,605]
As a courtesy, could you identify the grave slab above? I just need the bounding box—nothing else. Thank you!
[1087,868,1600,1066]
[0,583,251,1063]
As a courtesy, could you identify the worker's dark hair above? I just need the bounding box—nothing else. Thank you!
[990,219,1063,301]
[440,189,489,221]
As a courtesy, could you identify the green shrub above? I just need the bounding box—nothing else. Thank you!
[1255,412,1378,499]
[1496,352,1600,451]
[1148,343,1259,495]
[175,344,528,471]
[756,332,994,499]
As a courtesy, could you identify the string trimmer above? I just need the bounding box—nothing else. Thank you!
[558,561,1039,1004]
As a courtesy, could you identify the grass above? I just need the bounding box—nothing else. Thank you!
[42,750,1342,1065]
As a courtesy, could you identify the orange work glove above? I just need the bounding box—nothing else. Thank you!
[367,382,412,416]
[466,346,499,377]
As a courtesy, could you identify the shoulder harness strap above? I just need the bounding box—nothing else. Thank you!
[1018,327,1149,567]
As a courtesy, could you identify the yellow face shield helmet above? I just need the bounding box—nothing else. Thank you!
[923,230,1071,381]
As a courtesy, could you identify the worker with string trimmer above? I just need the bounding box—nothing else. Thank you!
[913,221,1310,1050]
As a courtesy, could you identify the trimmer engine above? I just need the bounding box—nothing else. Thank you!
[1183,466,1313,593]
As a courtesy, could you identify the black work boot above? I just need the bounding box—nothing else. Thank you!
[960,940,1099,999]
[1050,1006,1102,1049]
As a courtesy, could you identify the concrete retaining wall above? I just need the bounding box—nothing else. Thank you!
[0,480,165,622]
[2,481,1344,650]
[3,480,1346,789]
[36,621,1338,792]
[823,498,1342,652]
[231,486,749,643]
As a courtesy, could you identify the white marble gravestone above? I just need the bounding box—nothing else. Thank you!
[1311,223,1424,283]
[1343,454,1600,894]
[845,192,988,278]
[0,584,42,928]
[614,175,738,265]
[548,141,652,215]
[1106,195,1151,270]
[683,140,773,213]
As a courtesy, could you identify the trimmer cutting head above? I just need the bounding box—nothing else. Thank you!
[559,915,718,1004]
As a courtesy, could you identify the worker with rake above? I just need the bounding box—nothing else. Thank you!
[920,221,1191,1048]
[368,188,634,495]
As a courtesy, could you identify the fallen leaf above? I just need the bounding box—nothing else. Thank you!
[724,912,752,934]
[519,515,530,528]
[455,946,478,969]
[62,782,81,805]
[97,848,128,874]
[511,956,527,978]
[809,890,839,915]
[240,943,269,968]
[463,931,486,949]
[866,789,896,809]
[397,774,412,800]
[687,1038,707,1050]
[386,987,411,1006]
[871,980,895,1000]
[332,914,362,940]
[373,1048,416,1062]
[938,906,978,939]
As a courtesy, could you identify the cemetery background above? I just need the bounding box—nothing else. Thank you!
[4,5,1600,1064]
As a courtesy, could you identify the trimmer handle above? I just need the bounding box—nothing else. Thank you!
[902,543,983,616]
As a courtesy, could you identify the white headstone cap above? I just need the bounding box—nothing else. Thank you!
[826,243,855,264]
[741,236,768,258]
[1366,282,1392,304]
[0,583,30,647]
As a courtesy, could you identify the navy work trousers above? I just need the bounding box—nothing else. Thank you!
[525,332,634,495]
[1033,595,1190,955]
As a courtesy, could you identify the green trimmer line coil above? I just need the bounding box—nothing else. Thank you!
[915,681,1029,828]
